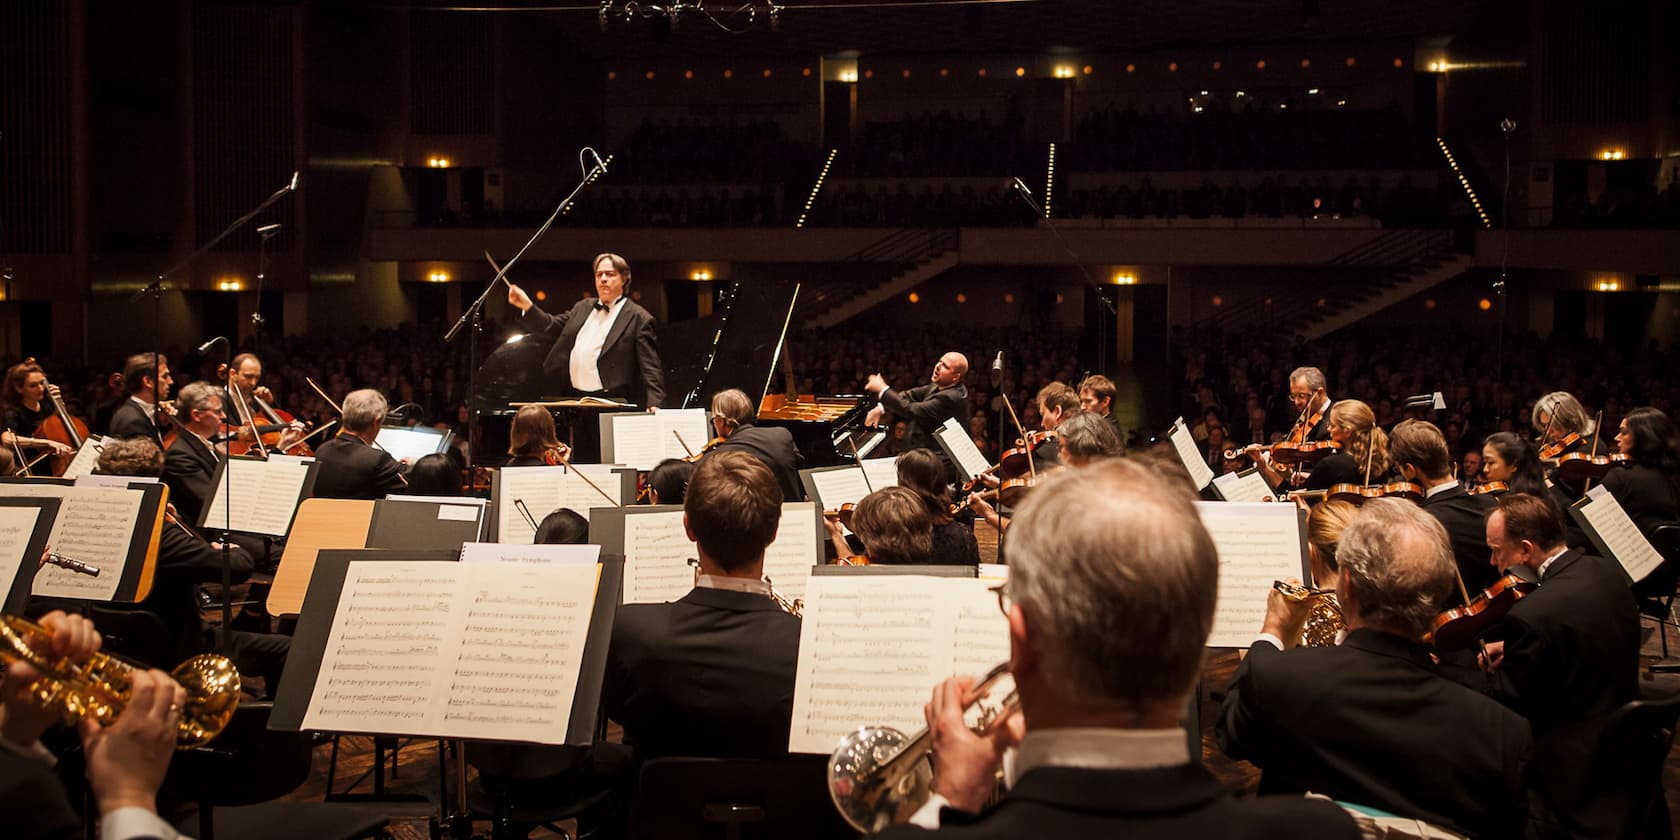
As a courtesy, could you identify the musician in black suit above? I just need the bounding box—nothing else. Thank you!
[1603,407,1680,540]
[864,352,971,466]
[1250,367,1334,490]
[1287,365,1333,442]
[107,353,175,444]
[877,460,1356,839]
[505,253,666,410]
[602,451,799,760]
[1218,499,1532,838]
[0,611,186,840]
[1389,419,1500,595]
[1480,492,1641,837]
[703,388,803,502]
[1531,391,1595,499]
[164,382,292,567]
[311,389,407,501]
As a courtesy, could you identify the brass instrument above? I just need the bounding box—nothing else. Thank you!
[0,614,241,749]
[828,662,1018,832]
[1272,580,1346,648]
[765,576,802,616]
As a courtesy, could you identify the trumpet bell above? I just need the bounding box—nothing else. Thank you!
[172,653,243,748]
[827,725,932,833]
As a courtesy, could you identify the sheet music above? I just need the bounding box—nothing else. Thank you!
[496,466,625,543]
[1169,418,1215,490]
[808,468,873,510]
[1195,502,1305,648]
[1577,485,1664,583]
[301,560,601,744]
[1212,468,1274,503]
[621,509,693,604]
[60,436,104,480]
[760,503,819,603]
[201,458,311,536]
[937,417,991,481]
[562,464,628,517]
[0,506,43,598]
[459,542,601,565]
[788,575,1009,754]
[860,458,900,492]
[605,409,709,470]
[75,475,158,488]
[4,485,144,601]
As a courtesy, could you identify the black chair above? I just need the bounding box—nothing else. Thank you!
[165,702,389,840]
[466,741,616,840]
[1633,523,1680,669]
[85,605,174,669]
[627,755,855,840]
[1553,690,1680,839]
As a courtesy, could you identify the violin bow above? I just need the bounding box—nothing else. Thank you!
[996,391,1036,483]
[847,435,874,493]
[553,448,618,506]
[672,430,696,459]
[1582,410,1604,495]
[226,380,269,459]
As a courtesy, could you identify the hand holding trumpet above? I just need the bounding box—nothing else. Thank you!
[923,674,1025,813]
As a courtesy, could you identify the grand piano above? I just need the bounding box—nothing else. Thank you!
[473,278,877,468]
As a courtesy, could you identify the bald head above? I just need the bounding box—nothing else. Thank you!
[933,352,968,387]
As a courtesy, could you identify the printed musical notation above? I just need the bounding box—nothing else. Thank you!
[622,510,692,604]
[1169,418,1215,491]
[202,457,311,537]
[60,437,105,481]
[6,484,143,601]
[787,576,1009,754]
[605,409,708,470]
[0,507,43,600]
[496,466,627,544]
[302,560,601,743]
[1196,501,1307,648]
[759,503,819,603]
[1576,486,1663,583]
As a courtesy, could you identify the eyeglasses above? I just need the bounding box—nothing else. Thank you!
[989,581,1013,617]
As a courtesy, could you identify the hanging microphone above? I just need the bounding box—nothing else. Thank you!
[196,336,227,354]
[1012,178,1032,197]
[257,223,282,235]
[591,150,609,173]
[991,351,1004,387]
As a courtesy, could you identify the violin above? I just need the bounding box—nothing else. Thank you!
[1553,452,1628,484]
[1468,480,1508,496]
[954,474,1038,513]
[996,430,1053,478]
[1430,573,1538,651]
[1226,439,1342,467]
[836,555,871,566]
[541,443,575,466]
[683,436,727,464]
[823,503,858,530]
[1316,479,1425,506]
[1536,431,1582,462]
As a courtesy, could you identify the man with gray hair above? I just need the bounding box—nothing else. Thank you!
[1217,498,1532,838]
[876,460,1355,838]
[311,388,407,500]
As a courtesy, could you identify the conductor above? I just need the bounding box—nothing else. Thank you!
[506,252,666,411]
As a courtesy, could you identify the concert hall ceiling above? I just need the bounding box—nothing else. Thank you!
[379,0,1492,58]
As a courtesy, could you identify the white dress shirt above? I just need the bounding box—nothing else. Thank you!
[695,573,771,596]
[567,296,627,393]
[1425,479,1461,498]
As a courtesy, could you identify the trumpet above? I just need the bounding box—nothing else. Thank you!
[0,614,241,749]
[828,662,1018,832]
[765,576,803,617]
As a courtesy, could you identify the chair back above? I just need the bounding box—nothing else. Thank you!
[1576,691,1680,837]
[167,702,313,806]
[86,606,174,668]
[628,755,854,840]
[1632,523,1680,605]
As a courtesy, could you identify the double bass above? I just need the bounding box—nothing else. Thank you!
[25,359,90,476]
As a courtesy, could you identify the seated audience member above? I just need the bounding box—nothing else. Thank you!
[97,438,291,697]
[311,389,407,500]
[1054,411,1124,467]
[828,486,933,564]
[1480,492,1641,837]
[877,461,1356,838]
[602,452,799,759]
[1388,419,1499,595]
[403,453,460,496]
[897,448,980,566]
[534,508,590,545]
[704,388,803,501]
[0,611,187,840]
[1217,499,1532,838]
[1459,448,1483,483]
[1601,407,1680,540]
[642,458,693,505]
[505,404,568,467]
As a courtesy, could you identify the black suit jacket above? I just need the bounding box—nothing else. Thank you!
[879,382,970,457]
[310,434,407,501]
[1421,483,1501,595]
[136,524,255,663]
[164,432,220,525]
[873,763,1357,840]
[1600,462,1680,541]
[602,587,800,760]
[711,424,803,501]
[1485,549,1641,835]
[0,747,85,840]
[107,398,165,443]
[523,298,666,408]
[1217,630,1532,838]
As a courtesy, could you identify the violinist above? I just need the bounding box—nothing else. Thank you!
[701,388,802,502]
[1055,411,1124,468]
[1530,390,1594,498]
[1388,420,1499,595]
[1217,499,1532,839]
[1285,366,1333,443]
[107,352,175,444]
[1599,407,1680,541]
[0,360,77,464]
[897,448,980,566]
[966,383,1079,531]
[311,389,408,500]
[824,486,932,565]
[1477,433,1548,498]
[1297,400,1392,491]
[1477,493,1639,836]
[642,458,693,505]
[505,404,570,466]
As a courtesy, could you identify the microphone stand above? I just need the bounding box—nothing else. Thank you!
[445,151,607,487]
[253,224,280,363]
[1010,181,1117,376]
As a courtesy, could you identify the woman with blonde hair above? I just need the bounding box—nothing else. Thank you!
[1301,399,1393,490]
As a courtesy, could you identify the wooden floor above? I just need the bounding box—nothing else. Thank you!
[285,523,1680,838]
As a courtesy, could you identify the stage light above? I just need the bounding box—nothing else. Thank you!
[1478,298,1493,311]
[908,292,920,304]
[1112,272,1136,285]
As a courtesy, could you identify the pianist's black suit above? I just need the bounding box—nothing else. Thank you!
[602,587,799,760]
[879,382,970,459]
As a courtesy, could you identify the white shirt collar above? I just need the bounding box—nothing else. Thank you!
[1537,546,1570,578]
[1007,727,1191,787]
[130,395,156,413]
[1425,478,1461,498]
[695,573,771,596]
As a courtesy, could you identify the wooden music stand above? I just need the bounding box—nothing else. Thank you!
[267,499,376,617]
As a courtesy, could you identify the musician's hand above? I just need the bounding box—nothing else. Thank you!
[924,676,1021,813]
[81,669,182,816]
[1261,580,1312,645]
[1478,641,1505,672]
[507,283,533,313]
[865,406,885,427]
[159,402,177,417]
[46,384,62,402]
[647,406,659,414]
[822,513,845,540]
[978,473,1001,490]
[277,427,304,451]
[2,610,101,747]
[253,385,275,403]
[864,373,888,395]
[47,440,74,455]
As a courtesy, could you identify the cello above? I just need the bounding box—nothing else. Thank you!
[33,366,90,476]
